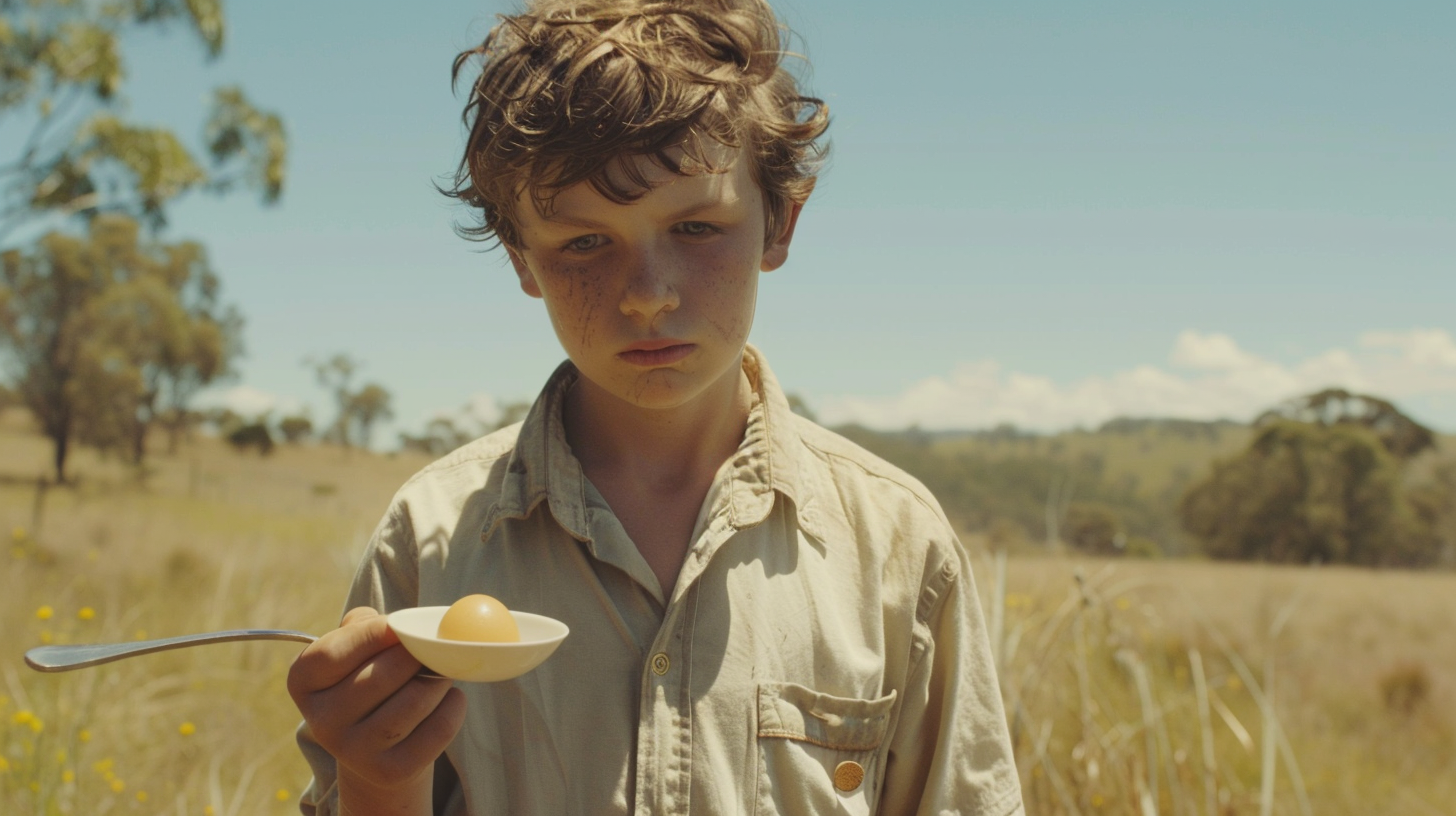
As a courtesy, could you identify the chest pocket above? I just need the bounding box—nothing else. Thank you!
[754,682,898,816]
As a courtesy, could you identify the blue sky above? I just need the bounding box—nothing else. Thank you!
[33,0,1456,438]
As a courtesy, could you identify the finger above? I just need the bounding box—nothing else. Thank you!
[320,643,430,727]
[340,606,382,628]
[289,613,402,697]
[354,675,458,750]
[379,686,467,775]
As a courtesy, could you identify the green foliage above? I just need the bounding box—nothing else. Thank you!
[400,417,473,458]
[306,354,395,450]
[0,213,240,480]
[1062,501,1124,556]
[834,424,1181,553]
[225,420,273,456]
[348,383,393,449]
[0,0,285,238]
[1256,388,1436,459]
[277,414,312,444]
[1179,420,1440,567]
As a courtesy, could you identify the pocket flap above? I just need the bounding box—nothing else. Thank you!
[757,682,897,751]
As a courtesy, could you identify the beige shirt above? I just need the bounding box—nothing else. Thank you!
[299,347,1023,816]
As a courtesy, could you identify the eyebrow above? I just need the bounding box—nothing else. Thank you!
[541,199,733,229]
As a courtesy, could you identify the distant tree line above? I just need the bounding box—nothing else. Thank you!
[1180,389,1448,568]
[195,354,400,458]
[832,388,1453,569]
[398,400,530,458]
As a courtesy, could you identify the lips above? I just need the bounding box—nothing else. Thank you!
[618,341,695,367]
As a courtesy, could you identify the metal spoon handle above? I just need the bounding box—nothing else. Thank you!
[24,630,318,673]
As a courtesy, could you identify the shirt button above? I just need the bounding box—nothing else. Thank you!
[833,760,864,792]
[650,653,670,676]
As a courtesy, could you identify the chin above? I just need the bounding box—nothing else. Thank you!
[615,368,719,410]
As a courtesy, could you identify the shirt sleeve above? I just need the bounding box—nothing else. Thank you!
[878,542,1025,816]
[297,502,460,815]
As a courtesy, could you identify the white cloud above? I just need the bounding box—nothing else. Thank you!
[817,329,1456,432]
[1170,330,1260,371]
[192,385,302,418]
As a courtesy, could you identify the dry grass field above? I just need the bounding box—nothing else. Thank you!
[2,409,1453,815]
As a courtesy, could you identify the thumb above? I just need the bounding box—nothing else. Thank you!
[340,606,383,628]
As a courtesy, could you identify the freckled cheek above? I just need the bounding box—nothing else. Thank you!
[540,263,612,347]
[693,266,758,342]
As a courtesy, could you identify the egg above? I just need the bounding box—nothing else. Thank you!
[436,594,520,643]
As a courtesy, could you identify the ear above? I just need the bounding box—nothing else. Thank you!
[760,200,804,272]
[507,247,544,298]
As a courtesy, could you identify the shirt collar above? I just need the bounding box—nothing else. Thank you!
[484,345,827,544]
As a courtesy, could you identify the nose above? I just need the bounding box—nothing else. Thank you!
[618,248,680,325]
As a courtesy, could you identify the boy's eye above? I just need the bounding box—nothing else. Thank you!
[562,234,605,253]
[675,221,721,237]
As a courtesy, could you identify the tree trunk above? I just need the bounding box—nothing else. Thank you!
[53,428,69,484]
[131,419,148,465]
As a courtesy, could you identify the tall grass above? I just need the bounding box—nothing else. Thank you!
[1,414,424,814]
[3,412,1453,814]
[986,551,1455,815]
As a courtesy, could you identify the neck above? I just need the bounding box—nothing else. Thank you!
[564,356,754,488]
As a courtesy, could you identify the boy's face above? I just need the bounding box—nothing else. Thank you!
[506,146,801,413]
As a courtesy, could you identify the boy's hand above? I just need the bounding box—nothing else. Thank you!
[288,607,466,803]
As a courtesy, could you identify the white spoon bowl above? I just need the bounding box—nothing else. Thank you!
[387,607,568,683]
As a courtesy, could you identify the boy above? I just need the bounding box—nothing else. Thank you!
[288,0,1024,814]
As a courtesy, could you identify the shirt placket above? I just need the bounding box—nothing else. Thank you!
[633,582,699,815]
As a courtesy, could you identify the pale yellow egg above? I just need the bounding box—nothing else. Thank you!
[436,594,520,643]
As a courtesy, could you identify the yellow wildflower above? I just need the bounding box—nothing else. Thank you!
[92,757,114,773]
[62,768,75,784]
[1114,596,1132,611]
[136,791,149,803]
[36,605,53,620]
[178,721,196,737]
[133,630,148,641]
[55,748,67,763]
[110,778,125,793]
[276,789,291,802]
[11,526,25,542]
[78,729,92,743]
[40,630,53,644]
[0,756,9,772]
[204,806,216,816]
[13,710,34,725]
[77,607,96,621]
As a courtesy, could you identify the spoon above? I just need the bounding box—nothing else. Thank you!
[24,630,448,680]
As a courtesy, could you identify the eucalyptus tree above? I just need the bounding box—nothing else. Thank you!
[0,0,285,242]
[0,214,240,480]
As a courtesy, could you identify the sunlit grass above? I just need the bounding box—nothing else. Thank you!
[3,408,1453,814]
[982,551,1456,815]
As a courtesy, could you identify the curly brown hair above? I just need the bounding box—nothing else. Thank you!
[444,0,829,249]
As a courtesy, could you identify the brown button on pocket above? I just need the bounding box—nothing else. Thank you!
[833,760,865,792]
[650,653,670,676]
[755,682,897,814]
